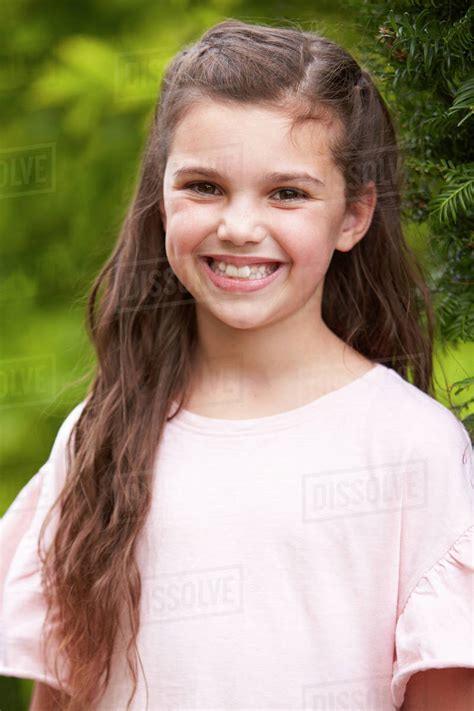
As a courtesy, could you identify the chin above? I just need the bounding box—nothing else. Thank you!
[209,309,276,331]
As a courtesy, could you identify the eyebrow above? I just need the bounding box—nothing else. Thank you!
[172,165,325,187]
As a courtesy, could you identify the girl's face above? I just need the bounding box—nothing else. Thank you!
[160,100,375,331]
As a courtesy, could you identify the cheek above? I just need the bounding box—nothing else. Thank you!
[165,200,211,255]
[298,249,333,284]
[165,232,194,283]
[166,230,194,261]
[285,215,337,279]
[164,205,205,280]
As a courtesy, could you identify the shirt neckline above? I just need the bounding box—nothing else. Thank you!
[167,362,388,436]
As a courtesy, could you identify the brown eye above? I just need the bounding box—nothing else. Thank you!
[187,182,220,195]
[273,188,307,201]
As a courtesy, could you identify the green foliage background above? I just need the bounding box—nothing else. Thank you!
[0,1,472,707]
[352,0,473,431]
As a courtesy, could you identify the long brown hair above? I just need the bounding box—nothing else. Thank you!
[38,19,434,709]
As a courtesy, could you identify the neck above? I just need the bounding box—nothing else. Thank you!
[190,303,355,391]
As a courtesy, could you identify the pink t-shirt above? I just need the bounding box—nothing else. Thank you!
[1,363,473,710]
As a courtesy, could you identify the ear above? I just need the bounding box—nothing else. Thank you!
[159,198,167,231]
[335,181,377,253]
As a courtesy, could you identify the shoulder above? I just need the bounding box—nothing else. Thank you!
[41,398,91,515]
[47,398,89,469]
[0,398,89,548]
[370,364,471,454]
[377,369,474,617]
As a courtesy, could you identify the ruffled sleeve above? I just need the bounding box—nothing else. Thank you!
[0,401,86,692]
[389,407,474,710]
[391,525,474,708]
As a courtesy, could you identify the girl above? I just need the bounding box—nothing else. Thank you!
[1,19,472,711]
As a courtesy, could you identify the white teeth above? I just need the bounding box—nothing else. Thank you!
[209,259,279,279]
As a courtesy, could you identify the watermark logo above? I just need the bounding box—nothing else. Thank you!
[143,565,243,623]
[302,674,393,710]
[115,48,167,102]
[115,257,192,312]
[0,354,56,408]
[0,143,56,198]
[302,460,427,522]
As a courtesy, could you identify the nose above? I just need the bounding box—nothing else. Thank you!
[216,197,267,246]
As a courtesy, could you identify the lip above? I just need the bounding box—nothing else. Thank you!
[198,256,286,293]
[200,254,284,267]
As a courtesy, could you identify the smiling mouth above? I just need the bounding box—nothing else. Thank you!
[203,257,280,280]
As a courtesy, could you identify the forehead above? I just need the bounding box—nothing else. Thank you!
[166,100,340,175]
